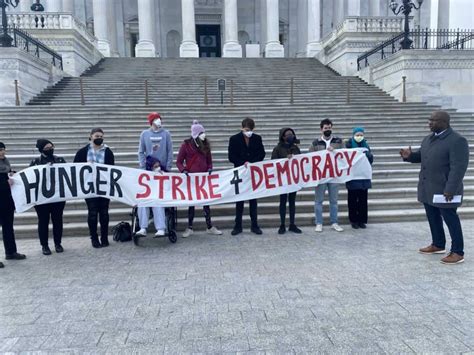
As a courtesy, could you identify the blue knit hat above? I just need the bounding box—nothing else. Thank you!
[353,127,365,135]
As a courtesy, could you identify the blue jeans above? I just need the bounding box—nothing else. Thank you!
[424,203,464,256]
[314,183,339,225]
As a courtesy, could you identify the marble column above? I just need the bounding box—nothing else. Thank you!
[92,0,111,57]
[264,0,284,57]
[62,0,74,13]
[180,0,199,57]
[223,0,242,57]
[369,0,380,16]
[306,0,321,57]
[48,0,63,12]
[347,0,360,16]
[415,0,431,29]
[107,0,120,57]
[332,0,345,28]
[75,0,87,23]
[135,0,156,57]
[19,1,31,12]
[437,0,449,29]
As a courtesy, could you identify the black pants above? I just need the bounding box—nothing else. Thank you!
[279,192,297,226]
[0,193,17,256]
[85,197,110,242]
[34,202,66,247]
[188,206,212,229]
[424,203,464,256]
[347,189,368,224]
[235,199,258,228]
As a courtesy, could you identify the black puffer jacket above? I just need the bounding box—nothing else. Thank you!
[271,127,301,159]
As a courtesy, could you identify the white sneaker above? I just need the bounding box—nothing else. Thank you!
[136,228,147,236]
[207,226,223,235]
[315,224,323,232]
[331,223,344,232]
[182,228,193,238]
[155,229,165,237]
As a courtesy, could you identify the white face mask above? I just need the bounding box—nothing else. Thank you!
[354,135,364,143]
[153,166,161,172]
[153,119,162,128]
[244,131,253,138]
[198,133,206,141]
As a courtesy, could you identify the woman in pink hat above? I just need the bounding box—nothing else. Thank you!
[176,120,222,238]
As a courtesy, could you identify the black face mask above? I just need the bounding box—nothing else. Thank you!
[323,130,332,138]
[286,135,295,145]
[43,149,54,157]
[93,138,104,146]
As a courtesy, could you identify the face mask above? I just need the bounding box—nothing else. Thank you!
[323,130,332,138]
[153,166,161,172]
[198,133,206,141]
[43,149,54,157]
[286,135,295,145]
[244,131,253,138]
[354,136,364,143]
[93,138,103,146]
[153,119,162,128]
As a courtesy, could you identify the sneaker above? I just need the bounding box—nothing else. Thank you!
[315,224,323,232]
[331,223,344,232]
[182,228,193,238]
[155,229,166,237]
[440,253,464,264]
[207,226,223,235]
[419,244,446,254]
[278,225,286,234]
[135,228,147,237]
[288,224,302,234]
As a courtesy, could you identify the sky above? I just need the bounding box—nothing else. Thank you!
[431,0,474,29]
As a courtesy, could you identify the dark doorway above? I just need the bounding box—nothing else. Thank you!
[196,25,221,57]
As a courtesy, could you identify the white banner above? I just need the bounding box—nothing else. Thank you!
[10,149,371,212]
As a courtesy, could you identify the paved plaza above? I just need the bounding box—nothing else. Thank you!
[1,220,473,354]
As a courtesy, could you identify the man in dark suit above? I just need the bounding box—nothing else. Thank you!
[228,118,266,235]
[400,111,469,264]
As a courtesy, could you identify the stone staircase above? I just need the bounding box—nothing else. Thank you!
[1,58,472,237]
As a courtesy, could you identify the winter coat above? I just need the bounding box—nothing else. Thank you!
[176,138,213,173]
[308,136,343,152]
[228,131,265,167]
[30,154,66,166]
[271,127,301,159]
[345,138,373,190]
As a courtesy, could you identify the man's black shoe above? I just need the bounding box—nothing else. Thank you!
[358,223,367,229]
[5,253,26,260]
[91,240,102,249]
[251,226,263,235]
[231,227,242,236]
[55,245,64,253]
[42,246,52,255]
[288,224,302,234]
[0,262,4,268]
[278,225,286,234]
[351,223,359,229]
[101,239,110,247]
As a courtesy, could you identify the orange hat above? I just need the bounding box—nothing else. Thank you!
[147,112,161,125]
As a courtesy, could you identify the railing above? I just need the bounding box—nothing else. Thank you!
[9,26,63,70]
[7,12,96,45]
[357,29,474,70]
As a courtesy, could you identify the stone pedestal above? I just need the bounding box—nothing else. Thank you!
[246,44,260,58]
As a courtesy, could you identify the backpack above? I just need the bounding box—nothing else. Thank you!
[112,222,132,242]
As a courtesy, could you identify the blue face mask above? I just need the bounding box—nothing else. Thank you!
[286,135,295,145]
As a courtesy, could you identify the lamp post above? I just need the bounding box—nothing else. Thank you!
[0,0,19,47]
[389,0,424,49]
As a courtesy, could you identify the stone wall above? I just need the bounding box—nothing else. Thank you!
[358,50,474,112]
[0,48,64,107]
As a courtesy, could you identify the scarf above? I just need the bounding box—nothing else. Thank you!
[0,157,11,174]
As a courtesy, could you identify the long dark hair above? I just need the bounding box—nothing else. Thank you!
[192,137,211,154]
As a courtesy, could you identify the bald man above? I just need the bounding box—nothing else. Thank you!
[400,111,469,264]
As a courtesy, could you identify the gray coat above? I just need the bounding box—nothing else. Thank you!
[406,127,469,208]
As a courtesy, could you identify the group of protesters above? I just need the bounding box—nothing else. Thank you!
[1,109,468,267]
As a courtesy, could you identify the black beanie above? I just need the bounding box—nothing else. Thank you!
[36,139,53,152]
[0,142,5,149]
